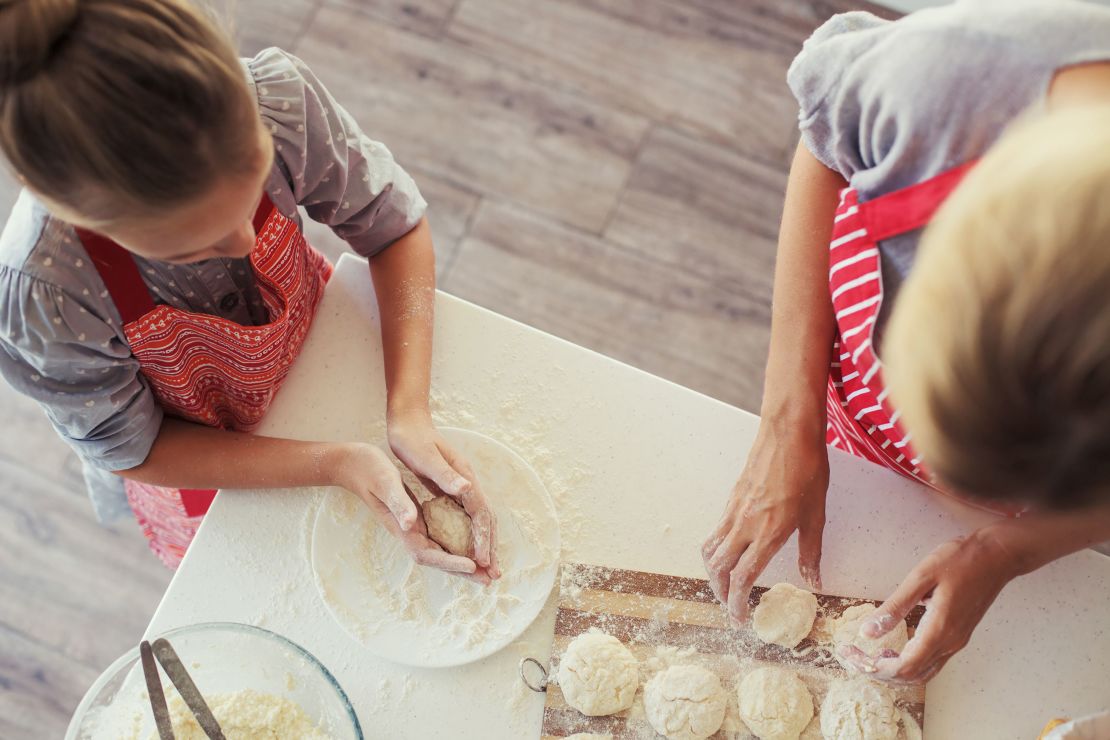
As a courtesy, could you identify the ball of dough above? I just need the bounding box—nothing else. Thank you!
[752,583,819,648]
[557,632,640,716]
[643,665,727,740]
[819,677,899,740]
[832,605,908,673]
[737,667,814,740]
[421,495,473,557]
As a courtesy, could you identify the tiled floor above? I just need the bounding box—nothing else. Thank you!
[0,1,894,735]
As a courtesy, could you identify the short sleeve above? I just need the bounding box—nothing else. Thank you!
[0,267,163,474]
[786,11,892,177]
[248,47,428,258]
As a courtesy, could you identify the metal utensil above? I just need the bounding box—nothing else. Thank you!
[519,657,550,693]
[140,641,174,740]
[151,638,226,740]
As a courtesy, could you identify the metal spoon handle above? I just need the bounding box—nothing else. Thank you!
[139,641,174,740]
[151,638,226,740]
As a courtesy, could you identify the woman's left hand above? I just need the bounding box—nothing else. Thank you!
[387,409,501,582]
[839,529,1019,684]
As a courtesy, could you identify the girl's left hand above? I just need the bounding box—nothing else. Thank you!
[839,529,1018,684]
[387,410,501,582]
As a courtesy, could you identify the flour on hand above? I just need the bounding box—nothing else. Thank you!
[832,604,908,672]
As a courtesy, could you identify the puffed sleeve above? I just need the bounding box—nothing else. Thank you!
[786,11,892,178]
[0,267,163,476]
[248,47,428,257]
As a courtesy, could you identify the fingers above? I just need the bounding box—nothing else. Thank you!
[414,444,472,498]
[863,566,936,639]
[434,439,500,577]
[373,459,419,531]
[797,507,825,591]
[411,544,478,574]
[726,540,777,626]
[703,526,748,607]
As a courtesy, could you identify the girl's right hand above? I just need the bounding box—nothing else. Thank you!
[329,443,484,582]
[701,416,830,627]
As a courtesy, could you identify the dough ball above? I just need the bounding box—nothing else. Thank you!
[832,605,908,672]
[737,666,814,740]
[643,665,727,740]
[557,632,640,716]
[819,677,899,740]
[752,583,819,648]
[421,495,472,557]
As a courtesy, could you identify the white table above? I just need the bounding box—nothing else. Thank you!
[145,254,1110,739]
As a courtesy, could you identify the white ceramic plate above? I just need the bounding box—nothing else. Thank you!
[310,427,560,667]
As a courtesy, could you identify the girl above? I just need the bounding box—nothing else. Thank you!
[0,0,499,580]
[703,0,1110,684]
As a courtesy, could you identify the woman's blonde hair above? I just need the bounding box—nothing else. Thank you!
[0,0,258,223]
[885,104,1110,509]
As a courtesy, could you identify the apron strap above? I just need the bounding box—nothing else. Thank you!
[857,160,977,242]
[76,228,157,325]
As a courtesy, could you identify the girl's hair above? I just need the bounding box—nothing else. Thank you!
[0,0,259,224]
[885,104,1110,510]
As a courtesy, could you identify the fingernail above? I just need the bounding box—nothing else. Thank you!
[861,616,888,638]
[450,476,469,495]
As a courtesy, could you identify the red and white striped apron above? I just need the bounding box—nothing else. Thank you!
[825,162,975,488]
[78,194,332,567]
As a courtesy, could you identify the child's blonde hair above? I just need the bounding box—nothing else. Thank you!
[885,104,1110,510]
[0,0,258,224]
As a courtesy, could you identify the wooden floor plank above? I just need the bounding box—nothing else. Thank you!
[328,0,460,38]
[442,200,770,410]
[295,5,650,232]
[447,0,800,165]
[604,125,787,297]
[208,0,323,56]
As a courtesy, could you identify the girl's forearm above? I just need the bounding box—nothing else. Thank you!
[762,142,847,440]
[116,417,345,489]
[982,503,1110,577]
[369,217,436,421]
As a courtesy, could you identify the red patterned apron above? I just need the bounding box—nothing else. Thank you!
[824,162,975,489]
[78,194,332,567]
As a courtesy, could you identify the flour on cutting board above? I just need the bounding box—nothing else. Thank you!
[545,566,926,740]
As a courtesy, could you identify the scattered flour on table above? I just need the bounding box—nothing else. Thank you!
[150,690,329,739]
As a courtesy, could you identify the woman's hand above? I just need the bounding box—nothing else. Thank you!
[839,529,1019,684]
[702,417,830,627]
[387,409,501,582]
[329,441,484,581]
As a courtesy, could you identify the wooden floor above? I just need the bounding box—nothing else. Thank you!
[0,1,898,736]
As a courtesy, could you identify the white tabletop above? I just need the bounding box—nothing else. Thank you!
[146,254,1110,739]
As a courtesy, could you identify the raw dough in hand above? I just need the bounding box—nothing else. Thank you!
[753,583,819,648]
[832,604,908,672]
[737,666,814,740]
[643,664,728,740]
[557,632,640,716]
[421,495,473,557]
[819,677,899,740]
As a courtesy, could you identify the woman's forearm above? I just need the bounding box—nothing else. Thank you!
[117,417,345,490]
[369,217,436,421]
[761,142,847,439]
[982,503,1110,577]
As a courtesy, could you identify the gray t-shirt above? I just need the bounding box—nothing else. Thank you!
[0,48,426,521]
[786,0,1110,340]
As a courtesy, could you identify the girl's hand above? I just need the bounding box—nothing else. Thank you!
[839,530,1018,684]
[387,410,501,582]
[702,417,829,626]
[329,442,482,581]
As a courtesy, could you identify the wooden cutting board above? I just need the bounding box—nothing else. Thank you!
[539,563,926,740]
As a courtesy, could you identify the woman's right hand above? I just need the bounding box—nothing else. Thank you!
[328,442,482,581]
[701,416,830,627]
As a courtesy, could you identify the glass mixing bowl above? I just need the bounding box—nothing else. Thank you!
[65,622,362,739]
